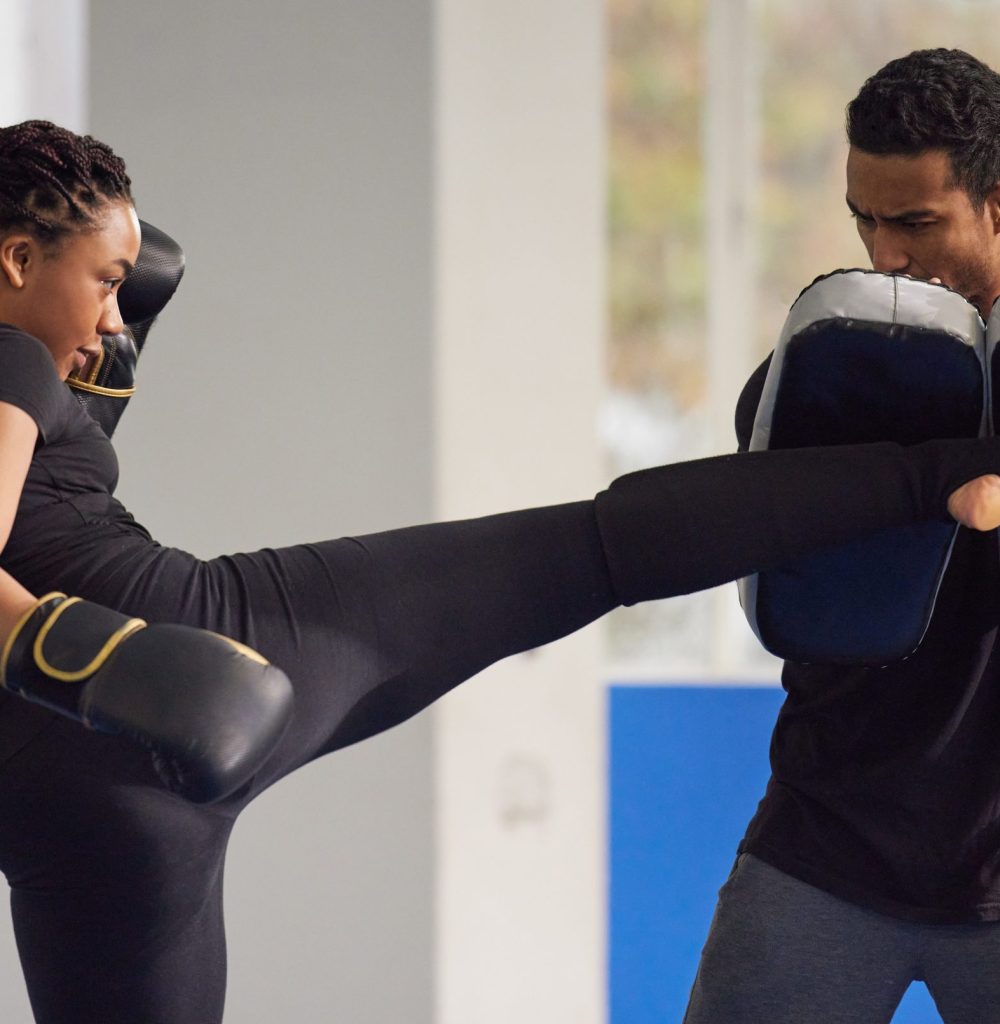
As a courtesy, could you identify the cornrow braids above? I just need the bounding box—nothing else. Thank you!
[0,120,132,247]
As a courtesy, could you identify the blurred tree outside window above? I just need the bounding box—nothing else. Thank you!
[606,0,1000,675]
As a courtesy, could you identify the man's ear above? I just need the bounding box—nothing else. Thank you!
[0,235,35,289]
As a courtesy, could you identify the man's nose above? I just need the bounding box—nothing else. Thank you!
[870,228,910,273]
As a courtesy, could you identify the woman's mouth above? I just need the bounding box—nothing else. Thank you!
[72,347,101,379]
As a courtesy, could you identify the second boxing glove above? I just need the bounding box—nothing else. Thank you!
[67,220,185,438]
[1,593,293,803]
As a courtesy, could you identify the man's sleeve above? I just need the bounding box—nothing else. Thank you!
[735,353,772,452]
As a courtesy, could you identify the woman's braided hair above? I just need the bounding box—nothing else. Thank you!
[0,120,132,248]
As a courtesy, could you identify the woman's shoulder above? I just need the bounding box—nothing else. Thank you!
[0,324,61,376]
[0,324,74,441]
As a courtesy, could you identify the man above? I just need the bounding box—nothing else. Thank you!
[685,49,1000,1024]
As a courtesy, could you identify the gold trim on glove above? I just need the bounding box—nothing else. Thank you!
[1,593,67,681]
[34,597,147,682]
[66,379,137,398]
[207,631,270,666]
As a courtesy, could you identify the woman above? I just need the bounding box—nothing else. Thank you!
[0,119,998,1023]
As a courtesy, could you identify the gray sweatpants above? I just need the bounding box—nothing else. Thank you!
[684,854,1000,1024]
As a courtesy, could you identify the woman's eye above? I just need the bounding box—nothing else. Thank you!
[102,278,123,291]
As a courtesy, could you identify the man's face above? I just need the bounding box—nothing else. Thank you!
[845,147,1000,316]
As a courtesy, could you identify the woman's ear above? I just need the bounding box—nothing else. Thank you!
[0,235,35,289]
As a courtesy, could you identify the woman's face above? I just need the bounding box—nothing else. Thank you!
[0,201,142,380]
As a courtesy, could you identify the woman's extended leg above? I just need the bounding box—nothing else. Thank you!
[23,437,1000,796]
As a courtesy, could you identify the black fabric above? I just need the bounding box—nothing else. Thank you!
[735,353,771,448]
[736,355,1000,925]
[0,326,121,506]
[0,328,77,446]
[594,439,1000,606]
[0,326,998,1020]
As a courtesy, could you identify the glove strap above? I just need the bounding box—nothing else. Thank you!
[34,597,146,681]
[1,594,146,718]
[1,593,67,685]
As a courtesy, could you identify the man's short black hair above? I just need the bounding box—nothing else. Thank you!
[847,48,1000,208]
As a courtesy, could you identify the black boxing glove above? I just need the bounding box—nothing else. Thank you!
[1,593,293,803]
[67,220,185,438]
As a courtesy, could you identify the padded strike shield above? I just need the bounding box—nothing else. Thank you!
[739,270,986,665]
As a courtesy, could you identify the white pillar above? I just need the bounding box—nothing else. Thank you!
[433,2,606,1021]
[0,0,30,126]
[0,0,87,129]
[704,0,757,454]
[0,9,88,1020]
[704,0,762,675]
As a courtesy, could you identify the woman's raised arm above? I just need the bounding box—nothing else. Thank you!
[0,401,41,637]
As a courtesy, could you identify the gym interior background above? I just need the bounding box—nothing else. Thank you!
[1,2,995,1021]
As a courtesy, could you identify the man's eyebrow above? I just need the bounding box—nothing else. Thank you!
[112,258,135,275]
[845,196,936,222]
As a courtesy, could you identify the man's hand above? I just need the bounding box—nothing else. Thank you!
[947,474,1000,530]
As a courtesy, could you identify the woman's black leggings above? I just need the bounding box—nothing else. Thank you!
[0,437,987,1022]
[0,500,616,1023]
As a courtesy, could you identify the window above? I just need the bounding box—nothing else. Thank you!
[606,0,1000,675]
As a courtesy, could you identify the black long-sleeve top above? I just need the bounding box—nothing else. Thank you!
[735,355,1000,923]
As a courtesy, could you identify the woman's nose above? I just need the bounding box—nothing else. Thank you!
[98,297,125,337]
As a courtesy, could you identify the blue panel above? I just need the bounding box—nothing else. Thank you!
[893,983,942,1023]
[607,684,943,1024]
[608,684,784,1022]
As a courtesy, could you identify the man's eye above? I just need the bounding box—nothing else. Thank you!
[102,278,123,291]
[850,212,875,227]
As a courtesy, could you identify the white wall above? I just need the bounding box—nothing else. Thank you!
[89,3,437,1021]
[0,1,30,129]
[0,6,88,1019]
